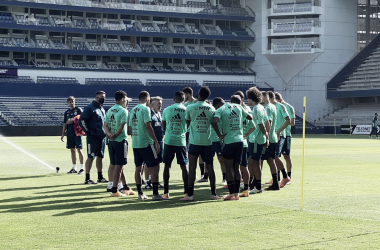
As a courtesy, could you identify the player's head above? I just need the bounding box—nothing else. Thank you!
[95,91,106,105]
[114,90,131,108]
[67,96,75,109]
[139,91,150,105]
[376,113,378,117]
[197,86,211,101]
[150,96,163,112]
[182,87,193,101]
[234,91,245,105]
[174,91,185,103]
[275,92,284,103]
[261,91,268,105]
[212,97,225,109]
[231,95,241,105]
[267,91,275,103]
[246,87,263,106]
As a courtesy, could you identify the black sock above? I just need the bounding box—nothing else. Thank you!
[288,172,292,179]
[164,184,169,194]
[244,184,249,191]
[203,173,209,180]
[85,173,90,181]
[227,181,235,194]
[256,179,262,191]
[272,173,279,188]
[281,169,288,179]
[136,184,143,195]
[123,184,130,191]
[188,185,194,197]
[210,185,216,196]
[234,180,240,194]
[222,173,226,180]
[111,186,117,193]
[199,164,205,176]
[152,182,159,195]
[97,172,103,180]
[249,177,255,190]
[184,185,188,194]
[277,171,281,181]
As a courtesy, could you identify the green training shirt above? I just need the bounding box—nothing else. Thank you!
[265,103,278,143]
[211,120,223,142]
[184,99,195,107]
[242,105,254,147]
[214,103,250,145]
[249,104,267,145]
[275,102,289,138]
[162,103,187,147]
[129,104,153,148]
[284,102,295,137]
[185,101,215,146]
[105,104,128,142]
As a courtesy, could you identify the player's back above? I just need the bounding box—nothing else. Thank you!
[215,103,246,144]
[162,103,187,146]
[106,104,128,142]
[129,103,153,148]
[186,101,215,146]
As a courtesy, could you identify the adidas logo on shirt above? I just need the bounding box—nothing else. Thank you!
[170,113,182,121]
[197,111,207,118]
[229,110,240,119]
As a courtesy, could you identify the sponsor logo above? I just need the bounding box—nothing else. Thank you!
[229,110,240,119]
[170,113,182,122]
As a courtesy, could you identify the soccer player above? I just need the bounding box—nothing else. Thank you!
[261,91,280,191]
[275,92,295,181]
[79,91,108,184]
[61,96,84,174]
[369,113,378,138]
[234,91,255,197]
[180,86,220,201]
[246,87,269,194]
[211,97,227,185]
[162,91,189,198]
[212,95,253,200]
[104,90,135,197]
[129,91,164,200]
[268,91,291,188]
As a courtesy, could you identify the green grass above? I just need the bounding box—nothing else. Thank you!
[0,135,379,249]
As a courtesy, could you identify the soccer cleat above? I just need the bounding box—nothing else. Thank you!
[56,167,60,173]
[280,177,291,188]
[287,179,292,185]
[84,179,97,185]
[264,185,280,191]
[162,193,170,199]
[220,179,227,186]
[196,177,208,183]
[138,193,149,200]
[249,187,263,194]
[121,189,136,196]
[180,195,194,201]
[211,195,221,200]
[107,188,112,192]
[223,184,228,188]
[235,195,240,201]
[110,191,127,197]
[97,178,108,183]
[265,179,273,185]
[223,194,236,201]
[67,169,77,174]
[145,183,153,189]
[158,183,164,188]
[77,169,84,174]
[239,190,249,197]
[152,194,168,201]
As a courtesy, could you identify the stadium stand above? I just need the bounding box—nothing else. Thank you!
[146,79,199,86]
[273,2,313,13]
[0,76,35,84]
[37,77,79,85]
[85,78,143,85]
[203,81,255,88]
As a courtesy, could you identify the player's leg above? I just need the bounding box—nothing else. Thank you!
[84,136,96,184]
[144,144,165,200]
[200,145,218,199]
[239,147,250,197]
[275,137,290,188]
[222,143,237,200]
[76,148,84,174]
[212,141,226,185]
[282,136,292,181]
[144,165,152,189]
[163,145,174,198]
[94,138,107,183]
[66,136,77,174]
[197,155,207,182]
[178,146,189,196]
[119,169,135,195]
[180,144,198,201]
[250,142,264,194]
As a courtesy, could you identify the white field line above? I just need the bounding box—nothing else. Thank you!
[0,135,55,171]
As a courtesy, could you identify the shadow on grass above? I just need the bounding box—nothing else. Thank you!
[0,174,57,182]
[0,180,226,216]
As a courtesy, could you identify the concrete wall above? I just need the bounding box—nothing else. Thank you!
[247,0,358,122]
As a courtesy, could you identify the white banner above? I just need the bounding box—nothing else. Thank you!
[352,125,373,135]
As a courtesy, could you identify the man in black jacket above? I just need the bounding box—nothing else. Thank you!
[79,91,108,184]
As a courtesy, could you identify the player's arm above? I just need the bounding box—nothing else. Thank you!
[259,123,269,148]
[242,108,252,121]
[61,123,67,142]
[145,122,160,154]
[212,117,225,140]
[290,117,295,126]
[162,120,167,133]
[289,107,295,126]
[78,108,92,135]
[103,122,112,139]
[277,116,290,138]
[128,126,132,136]
[113,122,127,139]
[245,120,256,137]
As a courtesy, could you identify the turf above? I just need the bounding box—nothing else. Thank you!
[0,135,379,249]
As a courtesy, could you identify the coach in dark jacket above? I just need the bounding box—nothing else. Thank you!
[79,90,108,185]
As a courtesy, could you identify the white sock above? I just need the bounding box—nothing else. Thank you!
[80,164,84,170]
[118,182,123,190]
[72,164,77,170]
[107,181,113,189]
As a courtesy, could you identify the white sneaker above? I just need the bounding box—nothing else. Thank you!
[249,187,262,194]
[117,182,123,190]
[240,183,244,190]
[220,180,227,186]
[211,195,221,200]
[138,193,149,200]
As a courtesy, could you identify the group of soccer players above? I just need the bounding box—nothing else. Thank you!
[61,85,295,201]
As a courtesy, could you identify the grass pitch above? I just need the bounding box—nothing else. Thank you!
[0,135,379,249]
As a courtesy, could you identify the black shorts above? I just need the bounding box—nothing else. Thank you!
[108,140,128,166]
[248,142,264,161]
[281,137,292,156]
[212,141,223,157]
[240,147,248,167]
[86,136,105,159]
[66,135,82,149]
[261,142,276,161]
[133,144,160,168]
[275,136,286,157]
[188,144,213,165]
[163,144,188,166]
[222,141,244,164]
